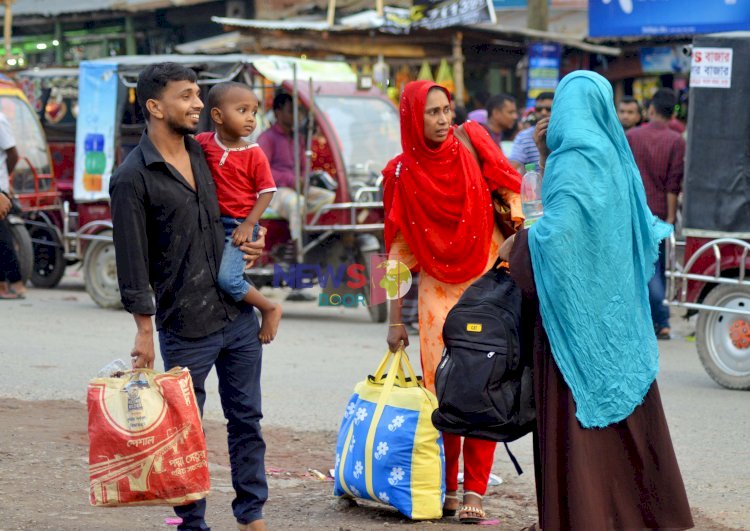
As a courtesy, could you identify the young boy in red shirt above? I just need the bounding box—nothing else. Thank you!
[197,82,282,343]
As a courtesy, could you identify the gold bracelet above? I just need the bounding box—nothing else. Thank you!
[389,323,405,327]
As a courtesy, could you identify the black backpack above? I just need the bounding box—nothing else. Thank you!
[432,261,535,456]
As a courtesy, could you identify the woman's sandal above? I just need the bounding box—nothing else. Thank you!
[458,491,487,524]
[443,493,459,517]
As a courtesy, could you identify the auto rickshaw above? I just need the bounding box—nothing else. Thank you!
[0,73,56,285]
[665,35,750,390]
[16,56,398,321]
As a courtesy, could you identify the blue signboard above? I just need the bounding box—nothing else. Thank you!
[526,42,562,109]
[493,0,528,7]
[73,62,118,202]
[589,0,750,38]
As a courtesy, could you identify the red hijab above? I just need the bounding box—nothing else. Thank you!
[382,81,521,284]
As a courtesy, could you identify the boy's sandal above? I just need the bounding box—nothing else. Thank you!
[459,491,486,524]
[443,494,459,517]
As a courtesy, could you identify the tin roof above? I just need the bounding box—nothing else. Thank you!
[10,0,214,16]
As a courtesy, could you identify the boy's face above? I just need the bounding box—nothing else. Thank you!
[213,86,259,138]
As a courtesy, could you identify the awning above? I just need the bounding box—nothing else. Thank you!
[212,12,621,57]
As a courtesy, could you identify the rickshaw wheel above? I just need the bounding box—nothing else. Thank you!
[360,249,388,323]
[696,284,750,390]
[29,224,65,288]
[84,230,123,310]
[10,222,33,285]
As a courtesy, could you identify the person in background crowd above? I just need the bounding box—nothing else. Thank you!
[484,94,518,148]
[466,90,490,124]
[257,93,335,245]
[509,92,553,173]
[501,70,693,531]
[519,109,537,131]
[0,110,24,300]
[617,95,642,131]
[384,80,522,524]
[626,88,685,341]
[109,62,268,531]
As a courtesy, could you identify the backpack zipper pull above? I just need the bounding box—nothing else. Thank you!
[487,352,496,359]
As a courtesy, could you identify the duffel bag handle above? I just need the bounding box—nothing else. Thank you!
[372,348,420,388]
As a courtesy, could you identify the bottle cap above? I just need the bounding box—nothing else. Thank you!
[525,163,536,172]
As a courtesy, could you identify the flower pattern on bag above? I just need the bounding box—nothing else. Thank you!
[349,436,356,454]
[353,460,363,479]
[350,485,361,497]
[374,441,389,460]
[378,491,390,504]
[335,453,341,469]
[388,466,405,486]
[354,407,368,425]
[388,415,405,432]
[345,402,356,419]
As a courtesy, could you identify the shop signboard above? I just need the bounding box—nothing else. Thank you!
[412,0,496,29]
[526,42,562,109]
[589,0,750,38]
[494,0,587,7]
[73,62,118,202]
[640,46,690,74]
[690,47,733,89]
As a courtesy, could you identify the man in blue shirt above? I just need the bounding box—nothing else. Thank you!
[509,92,553,173]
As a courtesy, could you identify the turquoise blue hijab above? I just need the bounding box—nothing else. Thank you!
[528,71,672,428]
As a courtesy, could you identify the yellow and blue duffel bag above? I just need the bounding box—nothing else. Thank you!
[333,348,445,520]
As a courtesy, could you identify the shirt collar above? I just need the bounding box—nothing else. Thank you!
[139,130,204,167]
[646,121,668,131]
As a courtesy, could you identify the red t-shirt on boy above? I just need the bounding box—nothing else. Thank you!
[196,132,277,219]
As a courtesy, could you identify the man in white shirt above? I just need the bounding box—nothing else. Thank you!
[0,111,24,299]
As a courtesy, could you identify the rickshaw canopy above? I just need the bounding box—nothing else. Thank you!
[683,35,750,238]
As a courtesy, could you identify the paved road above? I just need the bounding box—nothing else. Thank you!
[2,270,749,528]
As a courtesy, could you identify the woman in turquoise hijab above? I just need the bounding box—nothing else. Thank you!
[501,71,693,530]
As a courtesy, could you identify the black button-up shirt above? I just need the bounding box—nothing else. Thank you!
[110,132,239,338]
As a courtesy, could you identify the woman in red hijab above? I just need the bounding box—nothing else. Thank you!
[383,81,522,523]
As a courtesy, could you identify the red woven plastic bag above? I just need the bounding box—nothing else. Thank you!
[88,367,210,507]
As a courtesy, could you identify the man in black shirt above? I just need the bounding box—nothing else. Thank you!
[110,63,268,531]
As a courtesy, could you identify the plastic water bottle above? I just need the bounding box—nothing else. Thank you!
[96,359,129,378]
[521,163,544,228]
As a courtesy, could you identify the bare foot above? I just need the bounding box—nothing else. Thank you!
[258,304,282,344]
[237,519,267,531]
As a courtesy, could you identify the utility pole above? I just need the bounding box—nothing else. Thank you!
[3,0,14,61]
[327,0,336,26]
[527,0,548,31]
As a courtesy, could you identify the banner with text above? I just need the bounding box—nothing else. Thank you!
[526,42,562,109]
[589,0,750,38]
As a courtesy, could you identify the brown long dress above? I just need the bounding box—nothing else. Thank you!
[509,229,694,531]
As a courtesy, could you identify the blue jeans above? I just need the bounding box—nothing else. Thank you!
[648,241,670,331]
[218,217,260,302]
[159,310,267,530]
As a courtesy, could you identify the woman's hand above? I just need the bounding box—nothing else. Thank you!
[498,233,517,262]
[387,324,409,353]
[533,117,550,169]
